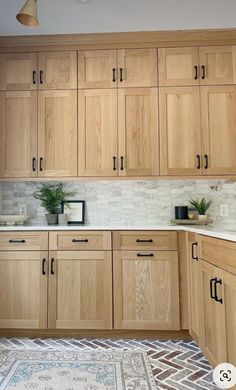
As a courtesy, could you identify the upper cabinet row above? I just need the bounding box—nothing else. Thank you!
[1,46,236,91]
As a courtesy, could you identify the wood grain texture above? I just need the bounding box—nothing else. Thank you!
[0,232,48,251]
[48,250,112,329]
[178,232,189,330]
[78,89,118,176]
[113,231,177,251]
[49,231,112,251]
[113,250,180,330]
[118,87,159,176]
[38,90,77,177]
[159,86,202,175]
[0,251,48,329]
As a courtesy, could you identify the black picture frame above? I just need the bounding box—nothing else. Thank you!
[61,200,85,225]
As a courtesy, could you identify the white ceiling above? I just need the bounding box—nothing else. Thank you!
[0,0,236,36]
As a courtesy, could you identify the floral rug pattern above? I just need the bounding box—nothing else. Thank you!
[0,350,156,390]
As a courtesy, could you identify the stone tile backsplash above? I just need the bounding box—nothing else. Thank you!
[0,180,236,226]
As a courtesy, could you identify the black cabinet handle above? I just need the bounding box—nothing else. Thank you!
[201,65,206,80]
[137,253,154,257]
[39,70,43,84]
[210,277,217,300]
[50,258,55,275]
[32,157,36,172]
[120,156,124,171]
[204,154,209,169]
[191,242,198,260]
[113,156,117,171]
[72,239,88,243]
[42,258,46,275]
[39,157,43,171]
[194,65,198,80]
[112,68,116,82]
[214,278,223,304]
[136,239,153,243]
[196,154,201,169]
[119,68,123,82]
[9,239,26,244]
[32,70,37,84]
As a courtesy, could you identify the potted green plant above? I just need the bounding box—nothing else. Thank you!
[33,183,75,225]
[189,198,213,222]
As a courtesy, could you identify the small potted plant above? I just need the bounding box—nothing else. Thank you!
[189,198,213,222]
[33,183,75,225]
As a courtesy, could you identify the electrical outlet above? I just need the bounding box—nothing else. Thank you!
[220,204,228,217]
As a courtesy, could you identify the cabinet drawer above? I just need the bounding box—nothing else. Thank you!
[0,232,48,251]
[200,235,236,275]
[49,231,111,250]
[113,231,177,250]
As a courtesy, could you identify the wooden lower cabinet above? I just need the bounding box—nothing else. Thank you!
[113,250,180,330]
[0,251,48,329]
[48,251,113,329]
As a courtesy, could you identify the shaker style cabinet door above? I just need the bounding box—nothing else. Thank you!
[0,251,48,329]
[117,48,158,87]
[158,47,199,86]
[38,90,77,177]
[118,87,159,176]
[48,251,113,329]
[78,50,117,88]
[0,91,38,178]
[38,51,77,90]
[0,53,38,91]
[113,250,180,330]
[159,86,202,175]
[78,89,118,176]
[201,86,236,175]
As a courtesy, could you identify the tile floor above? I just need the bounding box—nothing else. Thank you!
[0,338,218,389]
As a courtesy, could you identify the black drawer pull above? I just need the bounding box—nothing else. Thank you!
[50,258,55,275]
[201,65,206,79]
[9,239,26,244]
[39,157,43,172]
[214,278,223,304]
[120,156,124,170]
[120,68,123,82]
[194,65,198,80]
[72,239,88,243]
[137,253,154,257]
[40,70,43,84]
[191,242,198,260]
[136,239,153,243]
[42,258,46,275]
[210,277,217,300]
[113,156,117,171]
[32,70,37,84]
[204,154,209,169]
[196,154,201,169]
[32,157,36,172]
[112,68,116,82]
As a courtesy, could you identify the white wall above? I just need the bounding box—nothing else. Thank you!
[0,0,236,36]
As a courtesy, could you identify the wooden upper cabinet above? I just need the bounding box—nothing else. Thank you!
[38,90,77,177]
[201,86,236,175]
[118,87,159,176]
[113,250,180,330]
[38,51,77,90]
[159,47,199,86]
[118,48,157,87]
[78,50,117,88]
[0,53,38,91]
[0,91,37,178]
[159,86,202,175]
[199,46,235,85]
[78,89,118,176]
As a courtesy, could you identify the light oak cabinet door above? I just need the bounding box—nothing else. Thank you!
[0,53,38,91]
[201,86,236,175]
[48,251,112,329]
[38,90,77,177]
[159,87,202,175]
[78,50,117,88]
[199,46,235,85]
[199,259,227,366]
[0,91,38,178]
[118,88,159,176]
[114,251,180,330]
[38,52,77,90]
[0,251,48,329]
[78,89,118,176]
[118,49,157,87]
[187,233,201,344]
[159,47,199,86]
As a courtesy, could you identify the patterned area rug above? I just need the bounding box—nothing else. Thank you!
[0,338,218,389]
[0,349,156,390]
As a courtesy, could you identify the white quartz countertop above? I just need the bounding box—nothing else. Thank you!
[1,224,236,243]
